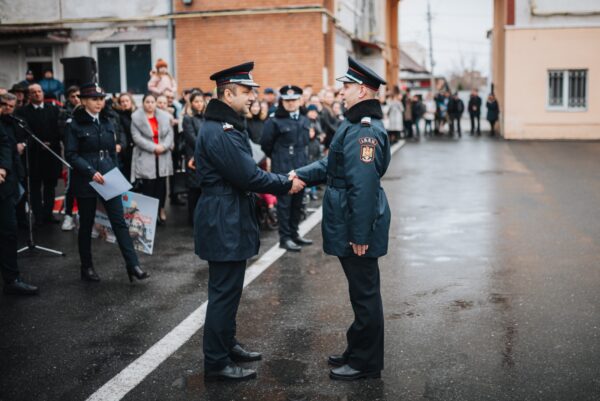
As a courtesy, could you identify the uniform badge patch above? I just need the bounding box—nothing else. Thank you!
[358,137,377,163]
[222,122,234,131]
[361,117,372,126]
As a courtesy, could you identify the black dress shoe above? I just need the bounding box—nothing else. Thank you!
[329,364,381,381]
[3,278,39,295]
[127,265,149,283]
[81,266,100,282]
[204,364,257,382]
[280,239,301,252]
[328,354,347,367]
[230,343,262,362]
[293,236,313,246]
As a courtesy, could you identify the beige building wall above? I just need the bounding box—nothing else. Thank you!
[503,27,600,139]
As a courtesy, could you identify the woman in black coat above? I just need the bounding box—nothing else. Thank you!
[64,83,149,283]
[116,93,136,181]
[182,91,205,224]
[245,99,266,144]
[486,94,500,136]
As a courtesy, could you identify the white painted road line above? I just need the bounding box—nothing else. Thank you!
[86,139,405,401]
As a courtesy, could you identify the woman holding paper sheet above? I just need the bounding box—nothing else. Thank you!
[64,83,149,283]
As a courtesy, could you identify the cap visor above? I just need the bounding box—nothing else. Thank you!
[236,80,260,88]
[336,75,355,83]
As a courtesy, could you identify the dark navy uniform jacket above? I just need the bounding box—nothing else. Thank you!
[0,123,24,200]
[65,107,119,198]
[295,99,391,258]
[194,99,292,262]
[260,106,310,174]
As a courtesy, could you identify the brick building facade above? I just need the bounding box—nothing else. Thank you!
[174,0,399,94]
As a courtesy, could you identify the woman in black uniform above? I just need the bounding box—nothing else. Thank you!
[64,83,149,283]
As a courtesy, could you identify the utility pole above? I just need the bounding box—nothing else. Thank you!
[427,0,436,94]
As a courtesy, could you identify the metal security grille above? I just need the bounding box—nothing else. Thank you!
[568,70,587,108]
[548,70,563,106]
[548,69,587,110]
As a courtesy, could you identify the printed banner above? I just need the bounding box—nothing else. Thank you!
[92,191,159,255]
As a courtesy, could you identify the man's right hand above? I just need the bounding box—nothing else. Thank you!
[0,168,6,184]
[289,177,306,194]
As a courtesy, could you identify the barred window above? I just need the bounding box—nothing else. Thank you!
[568,70,586,108]
[548,69,587,110]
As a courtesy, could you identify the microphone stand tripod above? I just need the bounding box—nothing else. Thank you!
[10,115,72,256]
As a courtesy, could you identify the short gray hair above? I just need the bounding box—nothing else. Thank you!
[0,92,17,103]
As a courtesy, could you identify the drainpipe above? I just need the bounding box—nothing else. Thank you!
[167,0,175,75]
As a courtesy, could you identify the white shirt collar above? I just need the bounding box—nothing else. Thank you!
[86,110,100,121]
[32,102,44,109]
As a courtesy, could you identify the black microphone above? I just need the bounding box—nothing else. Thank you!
[6,114,26,124]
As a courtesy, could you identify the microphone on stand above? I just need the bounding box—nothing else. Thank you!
[6,113,27,125]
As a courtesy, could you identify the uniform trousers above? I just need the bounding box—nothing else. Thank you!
[0,195,20,283]
[77,195,140,269]
[203,260,246,371]
[339,255,384,372]
[30,177,57,221]
[277,192,303,242]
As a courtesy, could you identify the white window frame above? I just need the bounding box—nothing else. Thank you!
[92,41,151,93]
[546,69,588,112]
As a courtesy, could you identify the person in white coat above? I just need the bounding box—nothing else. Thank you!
[130,93,174,223]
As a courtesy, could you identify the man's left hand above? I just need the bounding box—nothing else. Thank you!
[350,242,369,256]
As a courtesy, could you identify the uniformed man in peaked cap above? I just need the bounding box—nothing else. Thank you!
[261,85,312,252]
[292,57,391,381]
[194,62,306,381]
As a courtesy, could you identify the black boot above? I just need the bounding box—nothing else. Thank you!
[81,266,100,282]
[230,343,262,362]
[204,364,257,382]
[293,236,313,246]
[328,354,347,367]
[126,265,149,283]
[280,239,301,252]
[3,278,39,295]
[329,364,381,381]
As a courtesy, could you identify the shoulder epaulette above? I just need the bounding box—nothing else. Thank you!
[361,117,371,127]
[222,122,234,131]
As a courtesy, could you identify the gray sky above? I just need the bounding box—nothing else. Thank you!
[400,0,493,78]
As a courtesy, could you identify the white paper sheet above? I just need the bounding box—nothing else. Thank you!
[89,168,133,201]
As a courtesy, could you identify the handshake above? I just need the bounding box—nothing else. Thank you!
[287,170,306,194]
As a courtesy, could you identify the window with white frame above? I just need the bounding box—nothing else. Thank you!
[548,69,587,110]
[95,43,151,94]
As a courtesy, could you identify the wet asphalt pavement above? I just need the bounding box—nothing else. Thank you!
[1,134,600,401]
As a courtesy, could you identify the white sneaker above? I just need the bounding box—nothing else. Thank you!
[61,215,75,231]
